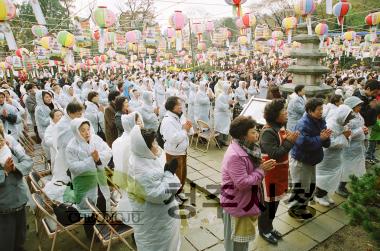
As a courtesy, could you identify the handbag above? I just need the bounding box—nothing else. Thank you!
[52,203,81,226]
[96,114,106,141]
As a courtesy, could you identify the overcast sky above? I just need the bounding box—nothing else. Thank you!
[73,0,266,27]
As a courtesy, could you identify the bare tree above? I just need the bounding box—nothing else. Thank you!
[116,0,156,31]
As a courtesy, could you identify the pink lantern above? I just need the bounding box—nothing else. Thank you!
[242,12,256,28]
[169,11,188,51]
[93,56,100,64]
[93,30,100,41]
[126,30,142,44]
[15,48,29,58]
[235,18,245,29]
[100,54,108,63]
[193,22,204,41]
[165,27,175,39]
[197,41,207,51]
[206,21,215,33]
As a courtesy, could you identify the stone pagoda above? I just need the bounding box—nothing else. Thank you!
[280,23,332,97]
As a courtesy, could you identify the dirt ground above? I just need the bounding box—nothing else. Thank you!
[311,225,379,251]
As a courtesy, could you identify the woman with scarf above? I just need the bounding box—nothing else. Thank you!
[259,99,299,245]
[84,91,105,141]
[221,116,276,251]
[123,126,181,251]
[65,118,112,239]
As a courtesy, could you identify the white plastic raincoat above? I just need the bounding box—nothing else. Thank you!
[214,82,232,135]
[122,125,181,251]
[316,105,353,192]
[139,91,159,131]
[65,118,112,215]
[194,81,211,124]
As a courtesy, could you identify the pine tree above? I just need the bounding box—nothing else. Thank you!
[342,165,380,244]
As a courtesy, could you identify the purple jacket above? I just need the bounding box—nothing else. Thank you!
[220,141,265,217]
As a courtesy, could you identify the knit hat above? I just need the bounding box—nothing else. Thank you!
[344,96,363,109]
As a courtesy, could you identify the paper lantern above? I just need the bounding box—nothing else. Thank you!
[86,59,93,66]
[93,30,100,41]
[225,0,248,17]
[92,6,116,29]
[147,48,155,55]
[197,41,207,51]
[0,0,16,21]
[315,23,328,47]
[39,36,51,49]
[365,34,376,43]
[15,48,29,58]
[169,11,188,51]
[294,0,316,16]
[365,12,380,26]
[106,32,115,45]
[242,13,256,27]
[57,31,75,48]
[272,30,283,41]
[238,36,248,45]
[282,17,297,43]
[31,25,48,37]
[100,54,108,63]
[235,18,245,29]
[206,21,215,33]
[93,55,100,64]
[126,30,142,43]
[343,31,356,41]
[333,0,351,26]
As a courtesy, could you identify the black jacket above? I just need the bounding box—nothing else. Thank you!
[259,123,294,161]
[353,89,378,127]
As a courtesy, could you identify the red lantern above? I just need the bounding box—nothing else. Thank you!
[93,30,101,41]
[93,56,100,64]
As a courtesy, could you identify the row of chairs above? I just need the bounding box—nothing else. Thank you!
[22,126,135,251]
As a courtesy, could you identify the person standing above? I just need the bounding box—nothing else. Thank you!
[0,133,33,251]
[160,96,192,204]
[104,91,120,148]
[288,98,332,219]
[339,97,368,197]
[286,85,306,132]
[215,82,234,146]
[221,116,275,251]
[259,99,299,245]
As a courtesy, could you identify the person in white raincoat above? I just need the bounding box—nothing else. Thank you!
[72,79,84,102]
[112,112,144,195]
[315,104,355,206]
[322,94,343,120]
[123,126,181,251]
[35,90,61,140]
[43,109,63,170]
[194,81,211,124]
[61,85,79,109]
[214,82,233,146]
[65,118,112,238]
[52,102,84,183]
[234,81,247,106]
[84,91,105,137]
[247,79,259,100]
[339,96,368,197]
[154,78,167,119]
[129,89,142,112]
[187,84,197,127]
[139,91,159,131]
[286,85,306,132]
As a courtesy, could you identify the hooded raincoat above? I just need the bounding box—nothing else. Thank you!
[122,125,181,251]
[65,118,112,215]
[287,94,306,132]
[341,97,366,181]
[214,82,232,134]
[316,105,353,192]
[194,81,211,124]
[139,91,159,131]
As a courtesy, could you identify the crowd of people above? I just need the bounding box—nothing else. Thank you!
[0,65,379,251]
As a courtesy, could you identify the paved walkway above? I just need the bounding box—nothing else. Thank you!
[180,145,351,251]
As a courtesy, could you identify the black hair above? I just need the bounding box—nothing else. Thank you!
[141,128,156,149]
[115,96,127,112]
[80,121,91,128]
[66,102,84,114]
[364,79,380,91]
[229,116,258,140]
[108,91,120,102]
[294,85,305,95]
[87,91,99,102]
[49,109,62,119]
[165,96,180,112]
[329,94,342,105]
[305,98,324,113]
[264,99,286,125]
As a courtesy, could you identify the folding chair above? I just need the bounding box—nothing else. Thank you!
[85,198,135,251]
[195,120,221,153]
[32,193,88,251]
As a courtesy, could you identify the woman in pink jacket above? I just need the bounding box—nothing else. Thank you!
[221,116,276,251]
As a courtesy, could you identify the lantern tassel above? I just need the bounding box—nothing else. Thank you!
[29,0,47,25]
[176,30,182,51]
[0,23,17,50]
[319,36,324,48]
[288,30,292,44]
[307,16,312,36]
[99,29,105,53]
[326,0,333,15]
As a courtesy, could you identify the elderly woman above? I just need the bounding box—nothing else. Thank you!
[339,97,368,197]
[65,118,112,238]
[123,126,181,251]
[286,85,306,132]
[221,116,276,251]
[139,91,159,131]
[315,105,354,206]
[259,99,299,245]
[114,96,129,137]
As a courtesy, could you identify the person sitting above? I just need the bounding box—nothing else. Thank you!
[65,118,112,239]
